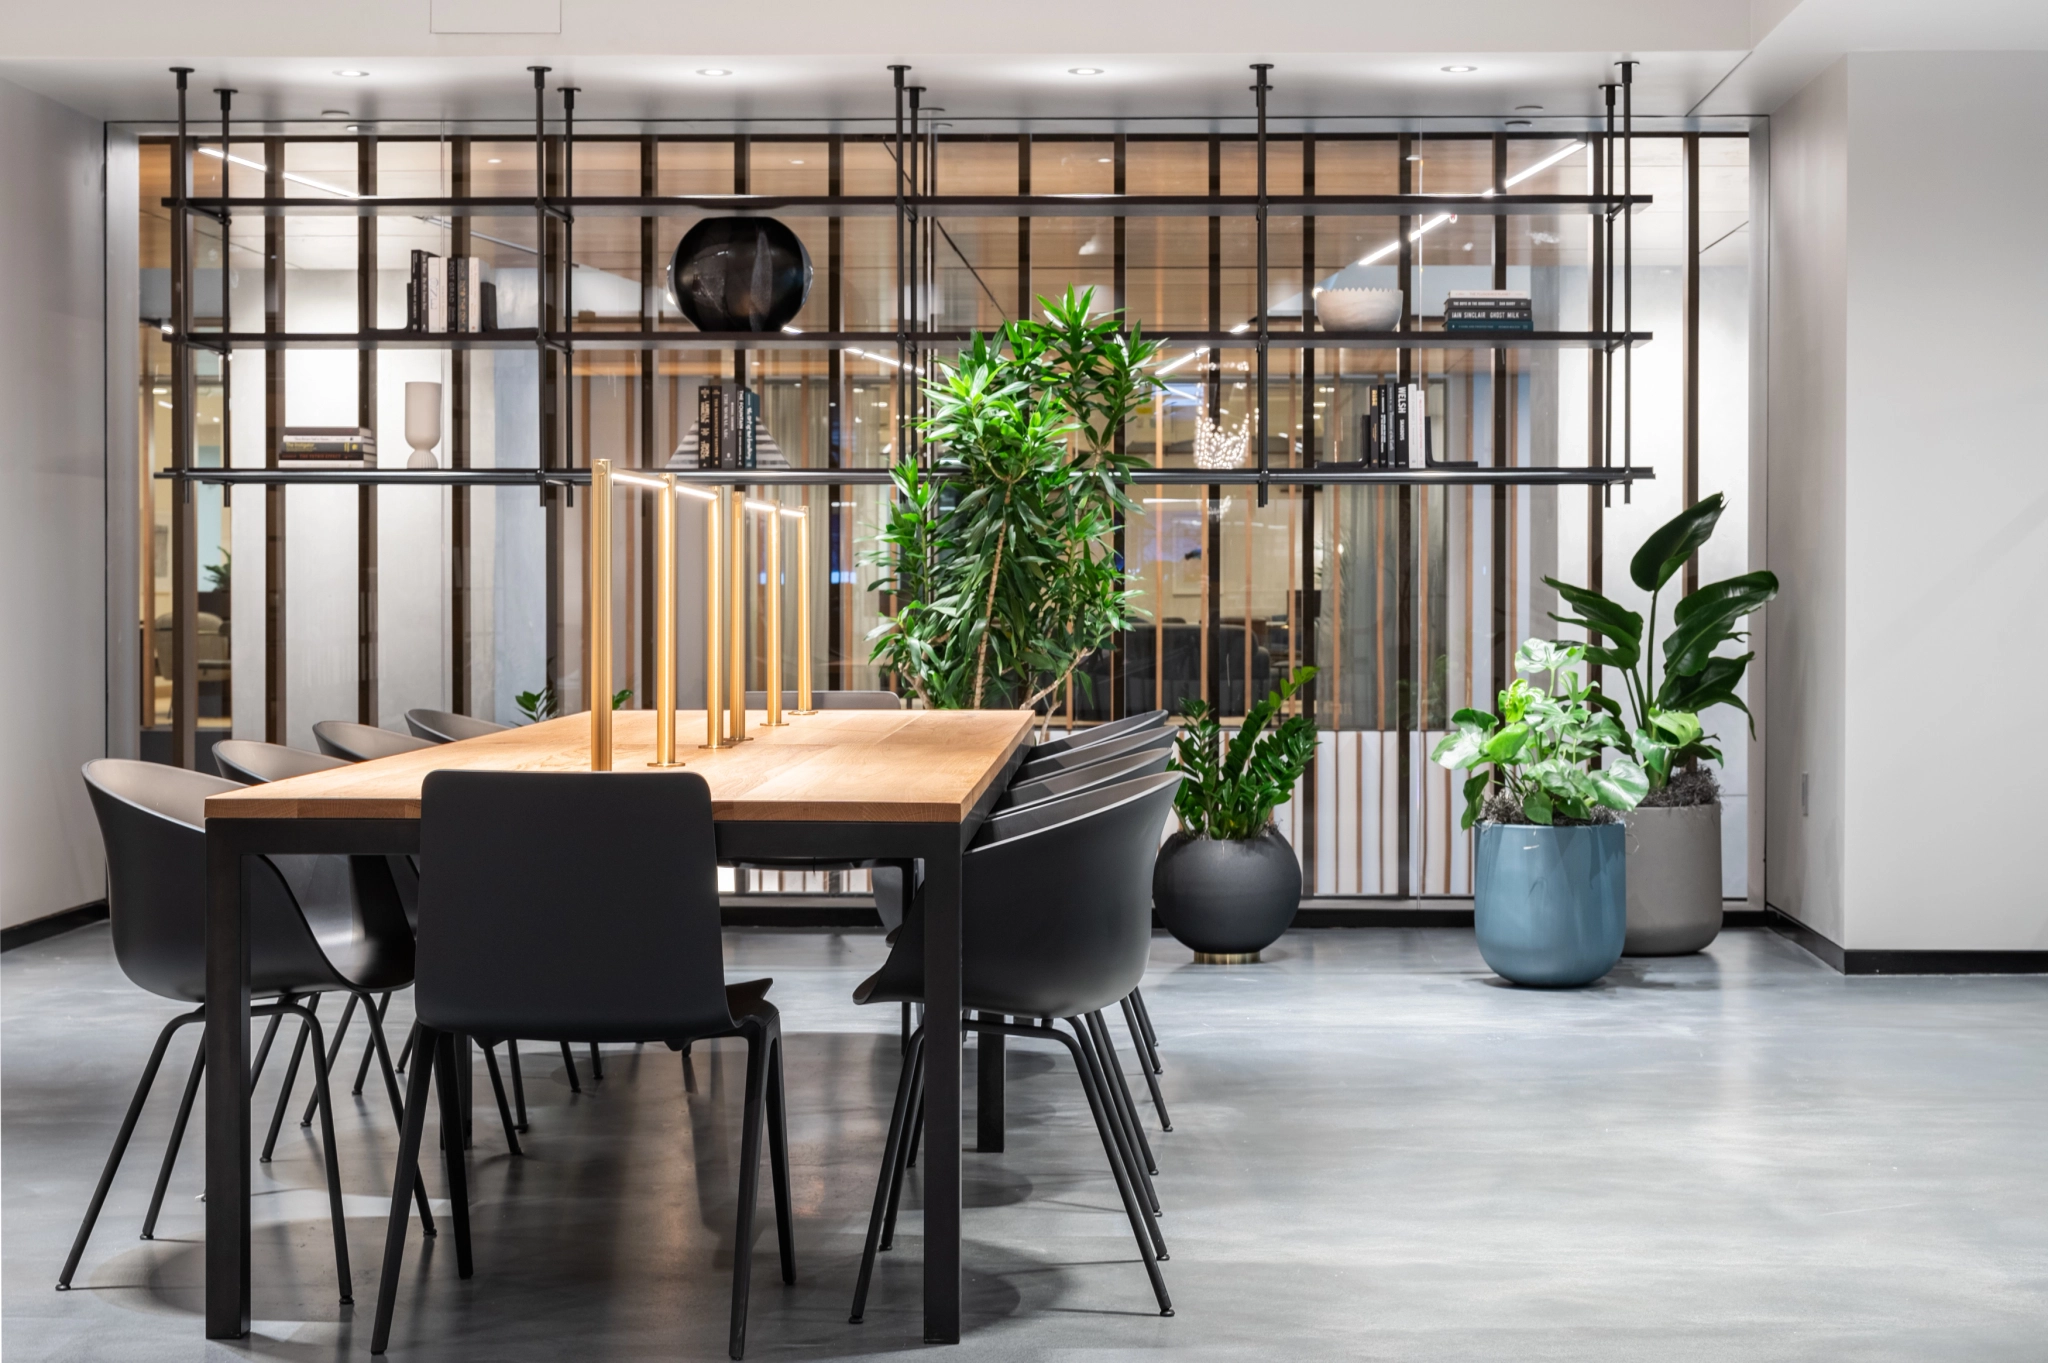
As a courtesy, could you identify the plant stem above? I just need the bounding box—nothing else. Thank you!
[970,494,1009,708]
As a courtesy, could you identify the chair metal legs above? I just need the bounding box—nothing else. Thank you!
[729,1015,793,1360]
[1088,1011,1160,1180]
[1120,994,1171,1131]
[1129,985,1162,1071]
[371,1023,445,1354]
[850,1026,925,1323]
[560,1041,582,1093]
[1073,1019,1166,1241]
[506,1039,528,1130]
[349,991,393,1096]
[480,1043,522,1157]
[296,992,358,1129]
[139,1041,205,1239]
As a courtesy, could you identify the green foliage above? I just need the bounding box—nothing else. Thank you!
[1430,639,1648,829]
[864,286,1164,711]
[1169,667,1319,840]
[513,684,630,725]
[1544,492,1777,789]
[203,551,231,594]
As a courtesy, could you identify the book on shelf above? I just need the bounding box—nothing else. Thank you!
[695,383,761,469]
[1354,381,1432,468]
[279,426,374,466]
[408,253,497,333]
[1444,289,1534,332]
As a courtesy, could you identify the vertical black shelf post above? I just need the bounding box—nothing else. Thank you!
[1252,64,1272,509]
[167,69,198,769]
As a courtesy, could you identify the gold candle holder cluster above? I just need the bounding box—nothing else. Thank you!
[585,460,815,772]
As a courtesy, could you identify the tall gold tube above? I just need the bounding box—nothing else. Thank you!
[763,503,785,726]
[703,488,725,748]
[727,485,748,743]
[649,474,680,766]
[793,505,815,714]
[588,459,613,772]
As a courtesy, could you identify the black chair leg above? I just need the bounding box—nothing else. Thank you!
[881,1047,924,1251]
[350,991,392,1097]
[432,1032,474,1279]
[1090,1011,1160,1177]
[370,1024,441,1354]
[851,1026,924,1323]
[899,1001,911,1055]
[276,1001,353,1305]
[1120,995,1171,1131]
[299,991,358,1128]
[261,996,319,1162]
[480,1043,523,1156]
[588,1043,604,1081]
[1050,1020,1173,1315]
[139,1041,204,1239]
[395,1024,415,1073]
[506,1039,528,1130]
[560,1041,582,1093]
[1130,985,1162,1071]
[1074,1019,1165,1236]
[729,1020,771,1360]
[59,1007,201,1287]
[247,1008,284,1092]
[764,1033,796,1287]
[359,998,438,1235]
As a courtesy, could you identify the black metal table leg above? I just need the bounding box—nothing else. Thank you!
[920,824,963,1344]
[203,825,251,1339]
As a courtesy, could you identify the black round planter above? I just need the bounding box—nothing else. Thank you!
[1153,827,1302,961]
[666,216,813,332]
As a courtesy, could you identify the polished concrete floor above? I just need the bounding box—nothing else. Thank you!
[6,923,2047,1361]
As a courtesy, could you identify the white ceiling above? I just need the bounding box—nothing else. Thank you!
[1,0,2043,127]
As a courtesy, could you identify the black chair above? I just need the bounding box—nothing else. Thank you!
[404,708,511,744]
[213,740,525,1151]
[61,759,428,1300]
[1030,708,1168,759]
[997,745,1173,814]
[743,689,902,710]
[370,770,793,1360]
[848,772,1181,1323]
[312,720,436,763]
[1015,725,1172,783]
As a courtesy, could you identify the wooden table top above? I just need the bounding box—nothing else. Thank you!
[203,708,1035,824]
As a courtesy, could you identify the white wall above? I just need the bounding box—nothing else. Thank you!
[1769,52,2048,952]
[0,76,108,927]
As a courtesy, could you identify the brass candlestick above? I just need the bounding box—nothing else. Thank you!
[727,484,748,743]
[762,501,785,726]
[587,459,613,772]
[704,487,728,748]
[649,472,681,766]
[792,505,816,714]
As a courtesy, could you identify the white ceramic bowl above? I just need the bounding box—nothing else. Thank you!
[1315,287,1403,331]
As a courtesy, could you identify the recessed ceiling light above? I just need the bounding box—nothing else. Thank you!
[1516,104,1544,111]
[487,157,503,164]
[696,68,732,77]
[1406,154,1423,162]
[333,70,370,78]
[1097,156,1111,163]
[345,124,361,133]
[1506,119,1533,128]
[789,158,805,165]
[1441,65,1478,74]
[1068,67,1104,76]
[320,109,350,119]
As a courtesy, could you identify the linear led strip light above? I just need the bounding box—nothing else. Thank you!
[1155,139,1588,376]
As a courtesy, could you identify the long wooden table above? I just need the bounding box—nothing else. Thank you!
[202,707,1033,1345]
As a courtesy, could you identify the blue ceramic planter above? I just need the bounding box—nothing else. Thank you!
[1473,822,1626,987]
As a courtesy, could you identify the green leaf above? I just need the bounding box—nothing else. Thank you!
[1460,772,1490,830]
[1480,722,1531,765]
[1544,577,1644,653]
[1450,706,1498,730]
[1672,570,1779,626]
[1629,493,1724,593]
[1590,759,1649,811]
[1522,789,1554,826]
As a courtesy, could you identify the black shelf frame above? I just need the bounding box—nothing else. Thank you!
[177,327,1651,353]
[160,464,1655,489]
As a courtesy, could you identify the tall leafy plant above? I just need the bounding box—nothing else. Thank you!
[1431,640,1648,827]
[866,287,1164,710]
[1170,667,1319,840]
[1544,493,1777,785]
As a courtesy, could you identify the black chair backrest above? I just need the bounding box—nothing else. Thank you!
[213,740,349,786]
[405,708,511,744]
[962,773,1181,1019]
[81,760,368,1003]
[1031,708,1167,759]
[1016,725,1171,781]
[995,745,1172,813]
[743,689,901,711]
[414,771,732,1042]
[314,720,436,763]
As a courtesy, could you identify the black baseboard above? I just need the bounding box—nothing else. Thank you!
[1293,900,1476,927]
[1,901,109,953]
[1764,905,2048,975]
[719,896,882,929]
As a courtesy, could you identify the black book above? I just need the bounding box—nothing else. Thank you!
[697,383,721,468]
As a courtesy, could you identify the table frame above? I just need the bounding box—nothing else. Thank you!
[203,743,1027,1345]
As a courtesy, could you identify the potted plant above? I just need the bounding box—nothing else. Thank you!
[1431,640,1648,987]
[1154,667,1318,963]
[865,286,1163,714]
[1545,493,1778,955]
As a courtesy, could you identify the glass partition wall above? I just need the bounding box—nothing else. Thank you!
[140,120,1752,901]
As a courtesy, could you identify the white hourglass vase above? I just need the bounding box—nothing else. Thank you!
[405,381,443,469]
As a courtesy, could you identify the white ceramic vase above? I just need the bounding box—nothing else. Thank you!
[404,381,442,469]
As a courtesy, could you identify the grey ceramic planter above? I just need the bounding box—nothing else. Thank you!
[1154,827,1302,960]
[1621,802,1723,955]
[1473,822,1626,987]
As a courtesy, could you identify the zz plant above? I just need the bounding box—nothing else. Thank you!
[1169,667,1319,840]
[1431,640,1648,828]
[866,287,1163,711]
[1544,492,1777,789]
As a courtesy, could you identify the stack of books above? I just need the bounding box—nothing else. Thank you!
[1358,382,1430,468]
[407,252,498,333]
[696,383,761,470]
[1443,290,1533,332]
[279,426,375,466]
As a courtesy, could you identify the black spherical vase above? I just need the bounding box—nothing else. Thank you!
[1153,827,1302,963]
[665,216,813,332]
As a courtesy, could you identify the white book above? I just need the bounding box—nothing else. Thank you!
[1408,383,1429,468]
[426,262,447,333]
